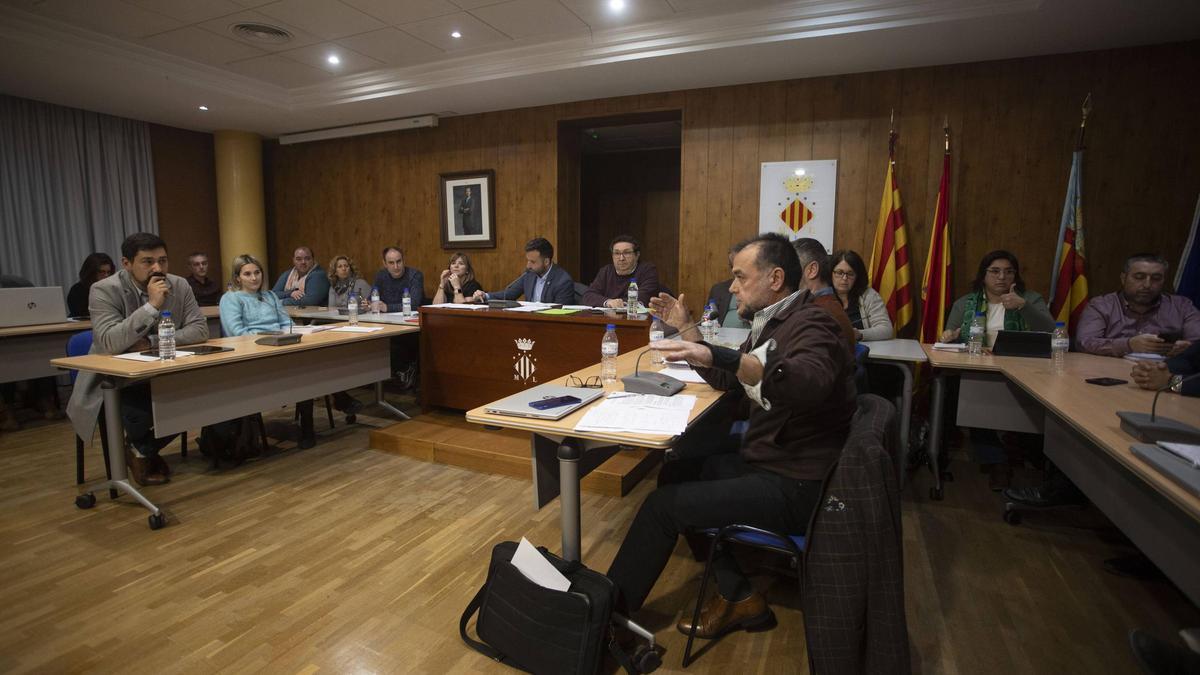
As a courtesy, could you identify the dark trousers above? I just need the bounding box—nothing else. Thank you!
[120,383,176,458]
[606,451,821,613]
[389,334,419,373]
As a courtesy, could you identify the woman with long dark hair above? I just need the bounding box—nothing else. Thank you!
[830,250,893,341]
[66,252,115,317]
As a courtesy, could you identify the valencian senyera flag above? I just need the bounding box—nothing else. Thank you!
[920,147,953,345]
[1048,148,1089,332]
[869,129,914,331]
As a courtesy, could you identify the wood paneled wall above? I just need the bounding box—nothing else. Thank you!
[267,40,1200,318]
[580,149,681,291]
[149,124,221,283]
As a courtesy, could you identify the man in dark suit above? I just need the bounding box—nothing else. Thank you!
[458,187,480,235]
[472,237,575,305]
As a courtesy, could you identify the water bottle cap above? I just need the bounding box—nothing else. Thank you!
[1055,321,1065,327]
[606,323,616,330]
[975,311,985,316]
[161,311,171,317]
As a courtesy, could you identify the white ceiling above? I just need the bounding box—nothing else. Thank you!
[0,0,1197,137]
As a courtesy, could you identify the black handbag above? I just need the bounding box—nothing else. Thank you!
[460,541,634,675]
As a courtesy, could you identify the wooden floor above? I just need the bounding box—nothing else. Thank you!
[0,405,1197,674]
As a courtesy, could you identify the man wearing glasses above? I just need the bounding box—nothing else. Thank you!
[581,234,661,308]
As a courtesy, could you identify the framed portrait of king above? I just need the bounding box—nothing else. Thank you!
[440,169,496,249]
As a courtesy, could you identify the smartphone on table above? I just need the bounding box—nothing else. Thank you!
[529,395,582,410]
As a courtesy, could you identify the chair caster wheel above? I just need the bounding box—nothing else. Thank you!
[75,493,96,509]
[929,486,944,501]
[1003,508,1022,525]
[633,645,661,673]
[148,513,167,530]
[345,414,356,424]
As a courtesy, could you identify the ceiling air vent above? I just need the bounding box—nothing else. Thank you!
[230,23,292,45]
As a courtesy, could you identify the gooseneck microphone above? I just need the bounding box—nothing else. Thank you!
[1118,372,1200,444]
[620,319,708,396]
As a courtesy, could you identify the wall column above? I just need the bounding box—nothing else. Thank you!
[214,130,268,276]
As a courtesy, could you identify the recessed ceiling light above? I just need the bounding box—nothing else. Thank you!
[198,105,208,111]
[450,30,462,38]
[327,54,340,65]
[609,0,626,12]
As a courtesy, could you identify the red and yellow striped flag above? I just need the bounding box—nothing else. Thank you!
[869,131,914,331]
[1048,149,1089,331]
[779,199,814,233]
[920,149,953,344]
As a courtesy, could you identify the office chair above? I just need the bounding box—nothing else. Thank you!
[67,331,187,493]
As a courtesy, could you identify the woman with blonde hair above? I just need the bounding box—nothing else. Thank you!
[432,252,483,304]
[327,254,372,308]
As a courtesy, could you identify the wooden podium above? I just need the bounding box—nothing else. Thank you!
[418,306,650,410]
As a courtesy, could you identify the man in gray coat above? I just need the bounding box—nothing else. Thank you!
[67,232,208,486]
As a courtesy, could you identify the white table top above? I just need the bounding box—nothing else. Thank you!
[863,338,928,362]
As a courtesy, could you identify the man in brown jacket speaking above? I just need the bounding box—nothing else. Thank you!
[606,232,857,640]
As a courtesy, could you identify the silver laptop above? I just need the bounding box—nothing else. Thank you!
[0,287,68,328]
[485,384,604,420]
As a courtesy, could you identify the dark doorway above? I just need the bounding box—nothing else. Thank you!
[557,112,682,296]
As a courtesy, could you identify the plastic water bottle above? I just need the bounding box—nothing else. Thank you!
[347,292,359,325]
[370,287,381,316]
[967,311,985,356]
[601,324,619,384]
[627,281,640,319]
[157,311,176,361]
[1051,321,1069,374]
[702,299,717,341]
[402,288,412,316]
[649,316,665,365]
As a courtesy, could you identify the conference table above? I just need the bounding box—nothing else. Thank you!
[922,346,1200,606]
[465,349,725,563]
[420,305,650,411]
[0,306,221,384]
[51,322,416,529]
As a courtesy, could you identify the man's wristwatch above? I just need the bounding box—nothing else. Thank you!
[1169,374,1184,394]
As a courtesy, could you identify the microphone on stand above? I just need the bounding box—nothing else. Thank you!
[620,319,706,396]
[1117,372,1200,444]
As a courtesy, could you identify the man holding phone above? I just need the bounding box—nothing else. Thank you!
[1075,253,1199,357]
[66,232,208,486]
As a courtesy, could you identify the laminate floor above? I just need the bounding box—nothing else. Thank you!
[0,406,1196,674]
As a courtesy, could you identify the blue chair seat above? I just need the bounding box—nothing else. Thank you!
[699,527,805,554]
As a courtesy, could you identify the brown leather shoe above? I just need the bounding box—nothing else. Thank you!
[150,453,172,478]
[677,591,775,639]
[125,446,167,486]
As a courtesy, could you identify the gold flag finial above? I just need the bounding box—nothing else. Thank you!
[943,115,950,154]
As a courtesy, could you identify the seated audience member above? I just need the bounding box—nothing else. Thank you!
[1132,340,1199,396]
[831,250,894,341]
[220,254,318,449]
[1076,253,1199,357]
[792,238,856,347]
[272,246,330,306]
[607,233,856,639]
[327,255,372,309]
[67,252,115,317]
[431,252,483,305]
[471,237,575,305]
[185,251,223,306]
[940,250,1054,490]
[1007,253,1200,509]
[66,232,208,486]
[708,248,751,330]
[374,247,425,311]
[581,234,661,308]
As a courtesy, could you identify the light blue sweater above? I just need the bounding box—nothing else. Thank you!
[219,290,292,336]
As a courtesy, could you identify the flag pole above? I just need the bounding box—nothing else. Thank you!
[943,115,950,154]
[1076,93,1092,150]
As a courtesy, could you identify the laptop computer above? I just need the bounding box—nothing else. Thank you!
[0,287,68,328]
[484,383,604,420]
[991,330,1051,358]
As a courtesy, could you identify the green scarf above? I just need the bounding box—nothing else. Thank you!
[958,289,1027,340]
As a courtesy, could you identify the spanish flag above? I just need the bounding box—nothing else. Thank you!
[869,130,914,331]
[1048,148,1089,332]
[919,144,953,345]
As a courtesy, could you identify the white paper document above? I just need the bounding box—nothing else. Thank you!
[288,325,333,334]
[574,404,690,435]
[932,342,966,352]
[561,305,592,311]
[1124,352,1166,362]
[504,303,557,313]
[331,326,384,333]
[605,392,697,411]
[1159,442,1200,469]
[657,367,706,383]
[511,537,571,592]
[113,350,195,362]
[427,303,486,310]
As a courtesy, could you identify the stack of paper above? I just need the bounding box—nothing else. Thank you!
[932,342,967,352]
[331,326,384,333]
[657,366,706,383]
[114,350,196,362]
[427,303,486,310]
[1159,442,1200,469]
[288,324,333,334]
[504,302,557,313]
[574,392,695,435]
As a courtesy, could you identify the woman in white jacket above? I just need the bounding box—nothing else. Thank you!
[831,250,894,341]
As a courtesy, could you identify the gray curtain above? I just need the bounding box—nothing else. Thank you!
[0,94,158,293]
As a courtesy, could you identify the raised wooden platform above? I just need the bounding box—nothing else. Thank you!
[369,410,661,497]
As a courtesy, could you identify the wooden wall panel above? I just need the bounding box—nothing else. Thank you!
[148,124,220,282]
[266,40,1200,320]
